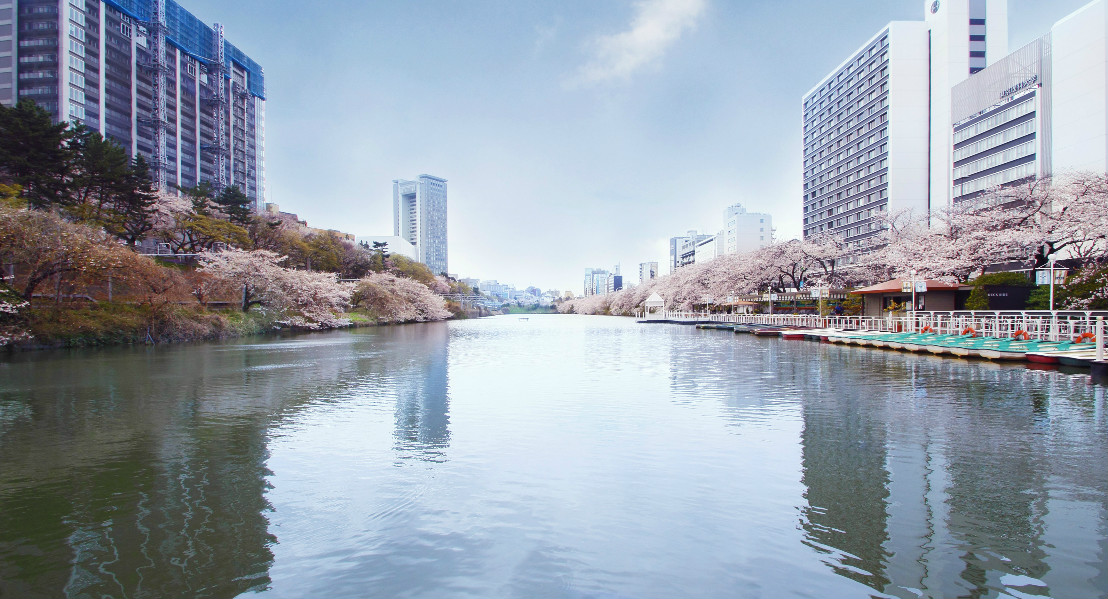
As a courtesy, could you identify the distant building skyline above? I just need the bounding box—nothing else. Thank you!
[42,0,1090,292]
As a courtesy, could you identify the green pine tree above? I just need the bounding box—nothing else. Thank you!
[0,100,76,209]
[213,185,253,226]
[108,156,159,246]
[69,127,131,222]
[179,182,215,215]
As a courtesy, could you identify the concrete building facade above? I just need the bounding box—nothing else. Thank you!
[723,203,773,254]
[669,230,714,272]
[639,261,658,284]
[951,0,1108,204]
[1,0,266,206]
[393,174,448,276]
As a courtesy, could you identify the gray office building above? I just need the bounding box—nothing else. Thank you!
[0,0,266,206]
[393,174,448,276]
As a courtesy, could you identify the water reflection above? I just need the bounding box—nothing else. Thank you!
[793,343,1105,598]
[385,324,450,462]
[0,318,1104,598]
[0,331,420,598]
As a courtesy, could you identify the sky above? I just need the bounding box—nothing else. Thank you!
[182,0,1091,293]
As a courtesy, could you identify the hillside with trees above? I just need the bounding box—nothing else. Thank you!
[0,100,462,348]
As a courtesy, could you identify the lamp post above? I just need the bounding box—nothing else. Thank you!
[1048,258,1057,311]
[910,270,917,324]
[901,271,924,331]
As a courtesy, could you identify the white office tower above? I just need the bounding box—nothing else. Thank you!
[803,0,1006,261]
[1051,0,1108,175]
[927,0,1009,209]
[639,262,658,283]
[393,175,448,276]
[723,204,773,254]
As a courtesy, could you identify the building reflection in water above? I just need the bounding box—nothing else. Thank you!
[664,329,1105,598]
[0,333,384,598]
[381,323,451,462]
[793,343,1106,599]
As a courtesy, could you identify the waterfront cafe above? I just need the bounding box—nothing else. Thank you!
[852,278,962,317]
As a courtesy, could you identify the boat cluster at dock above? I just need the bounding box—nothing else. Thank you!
[694,323,1102,369]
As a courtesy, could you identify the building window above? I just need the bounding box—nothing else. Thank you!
[970,51,986,58]
[969,18,986,25]
[121,21,132,38]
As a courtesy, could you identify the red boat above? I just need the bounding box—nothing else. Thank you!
[1026,353,1060,364]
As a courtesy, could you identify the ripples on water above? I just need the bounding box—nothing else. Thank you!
[0,315,1105,598]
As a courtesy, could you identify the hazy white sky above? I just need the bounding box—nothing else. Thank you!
[185,0,1089,292]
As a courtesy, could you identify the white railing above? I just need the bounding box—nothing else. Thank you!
[645,310,1108,342]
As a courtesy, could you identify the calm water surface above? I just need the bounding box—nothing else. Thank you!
[0,315,1105,598]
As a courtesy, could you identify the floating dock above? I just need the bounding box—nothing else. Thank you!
[693,323,1102,370]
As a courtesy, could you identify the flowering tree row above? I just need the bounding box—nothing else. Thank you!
[561,173,1108,315]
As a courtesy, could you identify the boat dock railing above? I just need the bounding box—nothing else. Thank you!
[643,310,1108,342]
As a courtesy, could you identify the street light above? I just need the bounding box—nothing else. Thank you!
[1048,258,1057,311]
[910,270,917,320]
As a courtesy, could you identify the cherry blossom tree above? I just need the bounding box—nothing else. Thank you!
[0,280,30,346]
[351,272,451,323]
[0,204,130,299]
[196,248,353,329]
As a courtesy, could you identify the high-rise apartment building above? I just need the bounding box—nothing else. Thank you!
[1,0,267,206]
[393,174,448,276]
[639,261,658,284]
[802,0,1006,262]
[723,204,773,255]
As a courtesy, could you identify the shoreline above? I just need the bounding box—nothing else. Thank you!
[3,304,470,354]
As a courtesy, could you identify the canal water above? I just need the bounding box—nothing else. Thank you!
[0,315,1105,598]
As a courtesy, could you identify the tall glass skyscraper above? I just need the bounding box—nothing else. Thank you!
[393,174,448,276]
[0,0,266,207]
